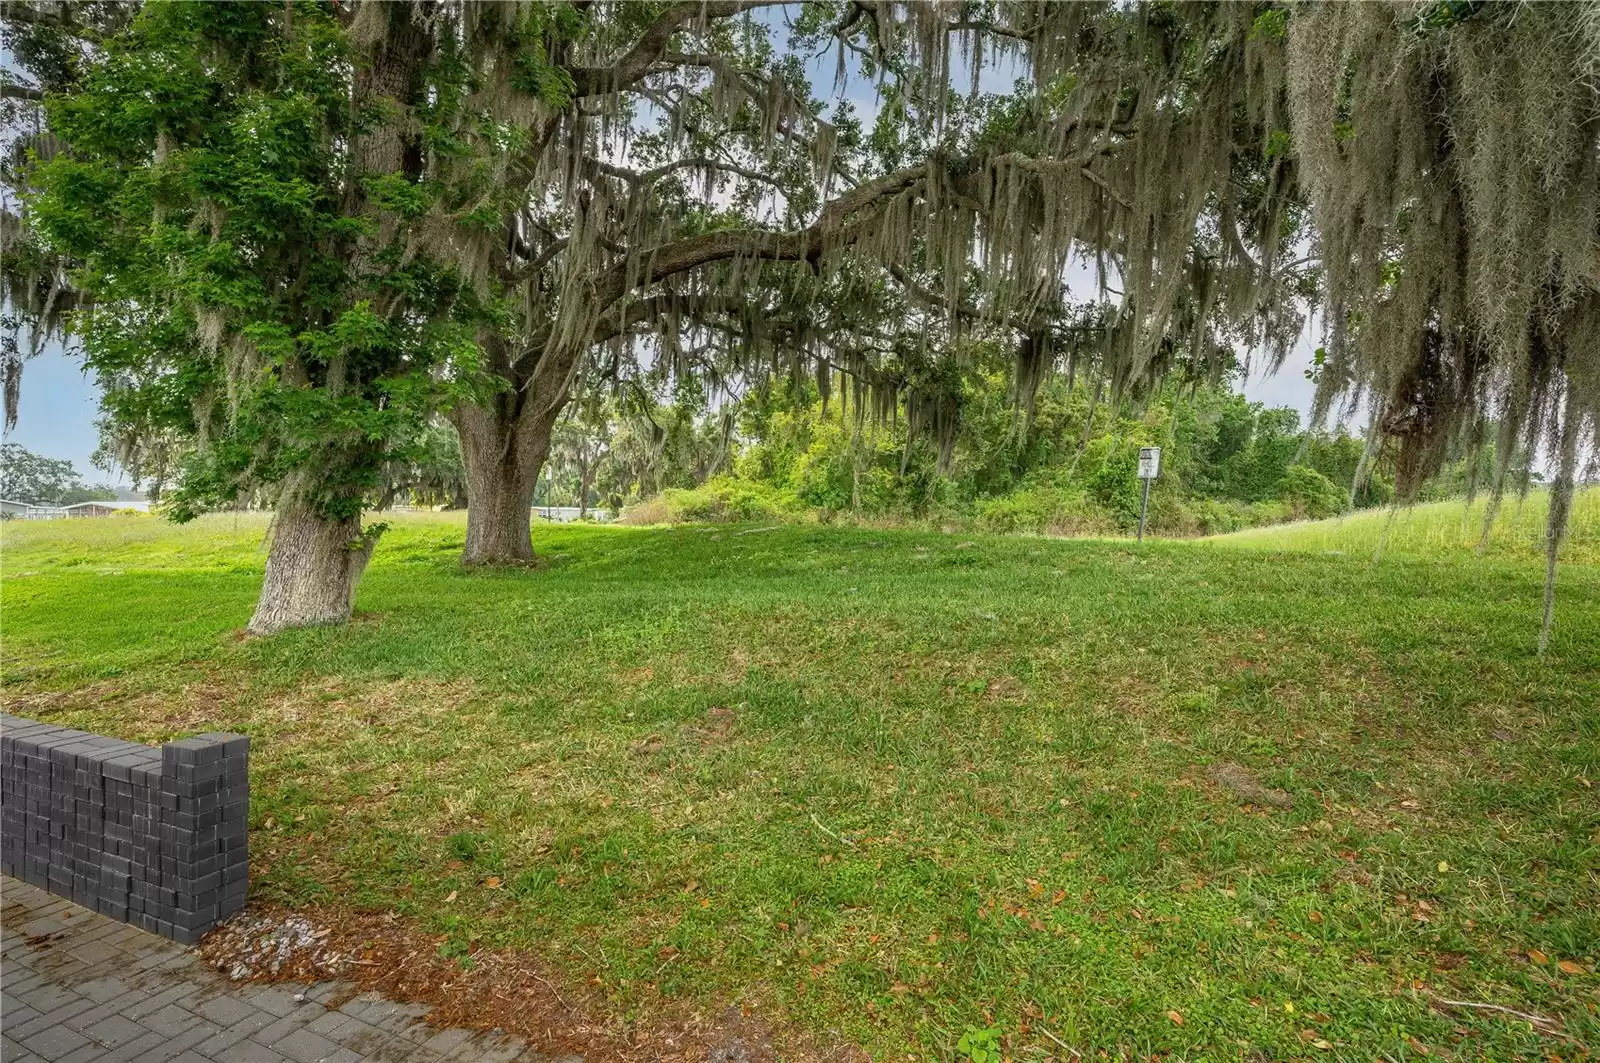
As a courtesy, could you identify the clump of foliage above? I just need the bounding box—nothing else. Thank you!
[608,369,1396,538]
[955,1026,1003,1063]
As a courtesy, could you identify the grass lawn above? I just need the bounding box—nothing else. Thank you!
[1213,488,1600,566]
[2,505,1597,1060]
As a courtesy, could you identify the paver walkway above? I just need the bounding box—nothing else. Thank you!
[2,877,567,1063]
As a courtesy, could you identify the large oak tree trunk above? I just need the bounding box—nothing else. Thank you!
[461,442,536,563]
[452,392,562,565]
[248,499,379,635]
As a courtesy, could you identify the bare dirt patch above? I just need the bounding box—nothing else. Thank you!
[689,705,738,745]
[983,675,1027,704]
[1208,761,1295,810]
[199,903,863,1063]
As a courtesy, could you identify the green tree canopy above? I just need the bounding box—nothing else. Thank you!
[0,441,114,504]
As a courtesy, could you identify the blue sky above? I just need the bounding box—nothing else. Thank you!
[3,342,116,484]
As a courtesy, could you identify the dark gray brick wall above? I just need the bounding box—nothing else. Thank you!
[1,713,248,945]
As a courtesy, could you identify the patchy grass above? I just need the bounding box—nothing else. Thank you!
[2,511,1597,1060]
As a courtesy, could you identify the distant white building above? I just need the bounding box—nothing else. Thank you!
[63,500,152,518]
[532,506,611,523]
[0,500,65,520]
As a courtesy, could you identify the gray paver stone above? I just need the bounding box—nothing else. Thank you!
[19,1024,91,1062]
[1,878,554,1063]
[274,1027,345,1063]
[223,1042,295,1063]
[79,1013,148,1049]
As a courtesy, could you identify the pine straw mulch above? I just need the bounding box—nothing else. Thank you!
[197,901,867,1063]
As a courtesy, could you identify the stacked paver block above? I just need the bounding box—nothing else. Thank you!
[0,713,248,944]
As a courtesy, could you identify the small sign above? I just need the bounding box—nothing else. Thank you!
[1137,446,1161,479]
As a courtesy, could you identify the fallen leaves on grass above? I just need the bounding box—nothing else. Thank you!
[199,903,863,1063]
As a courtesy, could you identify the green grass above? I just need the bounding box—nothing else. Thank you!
[2,510,1597,1060]
[1214,487,1600,566]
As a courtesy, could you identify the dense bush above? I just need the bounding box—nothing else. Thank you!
[621,477,799,525]
[1278,464,1348,520]
[604,372,1530,538]
[977,486,1119,536]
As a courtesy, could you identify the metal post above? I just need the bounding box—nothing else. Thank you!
[1137,476,1151,541]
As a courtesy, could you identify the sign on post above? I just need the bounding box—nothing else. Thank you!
[1136,446,1160,541]
[1137,446,1161,480]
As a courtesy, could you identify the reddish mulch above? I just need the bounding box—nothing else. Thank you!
[197,903,865,1063]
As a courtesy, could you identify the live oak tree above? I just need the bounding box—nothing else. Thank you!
[371,419,467,512]
[91,409,188,503]
[0,1,128,428]
[9,1,494,632]
[433,0,1309,562]
[9,1,1588,647]
[1,0,1313,614]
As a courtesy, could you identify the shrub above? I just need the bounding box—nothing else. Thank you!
[977,486,1120,537]
[1278,464,1347,520]
[1188,497,1250,535]
[1084,442,1145,528]
[620,477,799,525]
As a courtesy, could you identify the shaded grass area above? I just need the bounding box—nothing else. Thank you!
[2,513,1597,1059]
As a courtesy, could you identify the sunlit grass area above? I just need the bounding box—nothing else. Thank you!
[2,512,1596,1059]
[1211,487,1600,565]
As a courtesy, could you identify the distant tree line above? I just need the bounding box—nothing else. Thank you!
[0,442,117,506]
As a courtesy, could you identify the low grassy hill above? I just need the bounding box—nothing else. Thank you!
[2,513,1596,1059]
[1211,487,1600,565]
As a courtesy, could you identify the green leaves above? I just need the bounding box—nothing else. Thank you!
[956,1026,1003,1063]
[366,174,442,220]
[1250,9,1289,41]
[25,0,496,522]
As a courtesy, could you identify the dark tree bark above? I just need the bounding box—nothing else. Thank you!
[248,498,378,635]
[246,4,425,633]
[450,380,563,565]
[578,457,595,519]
